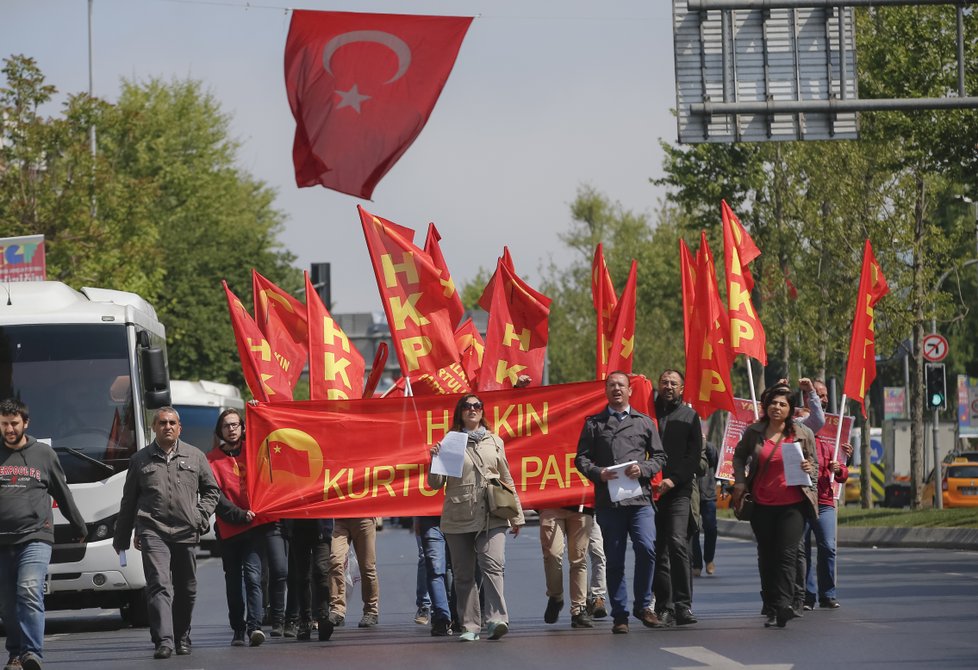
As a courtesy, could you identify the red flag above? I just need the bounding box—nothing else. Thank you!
[721,200,768,365]
[591,244,619,379]
[679,239,697,364]
[359,205,460,377]
[685,233,736,418]
[423,223,464,329]
[285,10,472,199]
[843,240,889,418]
[606,260,637,375]
[252,270,308,389]
[479,256,552,391]
[306,272,366,400]
[223,281,293,402]
[477,247,515,313]
[455,317,485,387]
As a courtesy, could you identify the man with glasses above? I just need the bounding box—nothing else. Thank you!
[113,407,220,659]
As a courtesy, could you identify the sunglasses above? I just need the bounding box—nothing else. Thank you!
[462,401,483,410]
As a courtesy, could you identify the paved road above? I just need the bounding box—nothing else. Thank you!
[33,524,978,669]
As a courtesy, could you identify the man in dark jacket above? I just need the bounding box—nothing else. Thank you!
[575,372,666,635]
[0,398,87,670]
[113,407,220,660]
[652,370,703,627]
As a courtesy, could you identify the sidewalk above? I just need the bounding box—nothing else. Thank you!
[718,518,978,550]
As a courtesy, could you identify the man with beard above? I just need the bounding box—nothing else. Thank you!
[0,399,87,670]
[651,370,703,627]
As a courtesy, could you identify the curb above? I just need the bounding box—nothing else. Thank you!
[717,518,978,550]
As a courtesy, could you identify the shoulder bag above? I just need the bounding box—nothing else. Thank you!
[735,439,778,521]
[472,436,520,520]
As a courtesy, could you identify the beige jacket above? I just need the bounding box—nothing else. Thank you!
[427,432,525,534]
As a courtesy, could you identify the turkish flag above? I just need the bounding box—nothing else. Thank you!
[591,244,619,379]
[843,240,889,417]
[285,10,472,199]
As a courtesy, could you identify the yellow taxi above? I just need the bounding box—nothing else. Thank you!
[923,461,978,508]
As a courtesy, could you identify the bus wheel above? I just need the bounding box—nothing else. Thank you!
[120,588,149,627]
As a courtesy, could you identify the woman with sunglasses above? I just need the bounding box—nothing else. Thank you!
[428,394,524,641]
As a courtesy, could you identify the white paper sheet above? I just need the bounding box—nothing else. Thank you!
[781,442,813,487]
[430,431,468,478]
[606,460,643,502]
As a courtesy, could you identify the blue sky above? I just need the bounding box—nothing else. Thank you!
[2,0,677,312]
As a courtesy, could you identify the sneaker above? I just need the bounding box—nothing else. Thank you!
[318,617,334,642]
[459,630,479,641]
[803,602,815,612]
[819,598,841,609]
[231,630,246,647]
[270,622,284,638]
[248,629,265,647]
[358,613,379,628]
[414,605,430,625]
[571,611,593,629]
[431,619,452,637]
[3,657,20,670]
[328,612,346,627]
[283,620,298,638]
[487,620,509,640]
[705,561,716,575]
[544,597,563,624]
[763,614,777,628]
[296,621,312,641]
[612,617,629,634]
[590,596,608,619]
[676,608,698,625]
[19,656,40,670]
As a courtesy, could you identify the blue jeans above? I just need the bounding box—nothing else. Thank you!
[691,498,717,569]
[415,530,431,610]
[0,541,52,661]
[220,531,264,633]
[418,517,450,624]
[596,505,656,620]
[804,504,838,600]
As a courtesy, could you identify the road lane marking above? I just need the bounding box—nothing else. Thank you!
[663,646,793,670]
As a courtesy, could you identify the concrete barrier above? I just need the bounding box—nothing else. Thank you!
[717,518,978,550]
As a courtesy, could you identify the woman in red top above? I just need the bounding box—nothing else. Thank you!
[731,385,817,628]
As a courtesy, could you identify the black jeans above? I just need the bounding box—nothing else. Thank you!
[750,502,806,611]
[652,491,692,613]
[287,520,331,623]
[261,523,288,626]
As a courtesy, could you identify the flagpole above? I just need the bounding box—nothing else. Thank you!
[745,358,760,420]
[832,393,848,463]
[830,392,848,612]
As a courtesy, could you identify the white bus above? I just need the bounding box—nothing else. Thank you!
[0,281,171,625]
[169,379,245,453]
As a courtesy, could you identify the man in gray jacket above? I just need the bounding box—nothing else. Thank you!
[113,407,220,659]
[1,398,87,670]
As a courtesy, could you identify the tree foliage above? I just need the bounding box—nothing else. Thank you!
[0,55,299,386]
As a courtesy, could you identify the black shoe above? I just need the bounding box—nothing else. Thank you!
[231,630,246,647]
[153,646,173,659]
[297,621,312,641]
[431,619,452,637]
[763,614,777,628]
[544,597,563,624]
[571,611,593,629]
[650,609,676,628]
[676,608,698,625]
[820,598,841,609]
[270,622,284,638]
[20,654,41,670]
[283,620,298,638]
[318,617,334,641]
[175,643,191,656]
[776,606,792,628]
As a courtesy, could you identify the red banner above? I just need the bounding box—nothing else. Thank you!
[721,200,767,365]
[285,10,472,198]
[244,377,655,519]
[252,270,308,389]
[716,398,853,497]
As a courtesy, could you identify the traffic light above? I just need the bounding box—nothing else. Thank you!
[925,363,947,410]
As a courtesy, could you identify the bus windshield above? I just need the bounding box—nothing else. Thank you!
[0,324,138,484]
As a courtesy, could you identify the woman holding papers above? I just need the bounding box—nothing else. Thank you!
[428,394,525,642]
[731,384,818,629]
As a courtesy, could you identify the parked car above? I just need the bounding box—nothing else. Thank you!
[923,461,978,508]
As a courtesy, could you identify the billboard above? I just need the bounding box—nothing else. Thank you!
[0,234,46,282]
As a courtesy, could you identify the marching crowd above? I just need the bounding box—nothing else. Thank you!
[0,370,850,666]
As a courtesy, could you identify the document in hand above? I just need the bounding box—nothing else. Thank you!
[606,461,642,503]
[781,442,813,486]
[430,430,468,478]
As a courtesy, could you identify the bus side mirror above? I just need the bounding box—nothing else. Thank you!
[141,347,171,409]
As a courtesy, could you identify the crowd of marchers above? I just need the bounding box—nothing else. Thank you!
[0,371,849,665]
